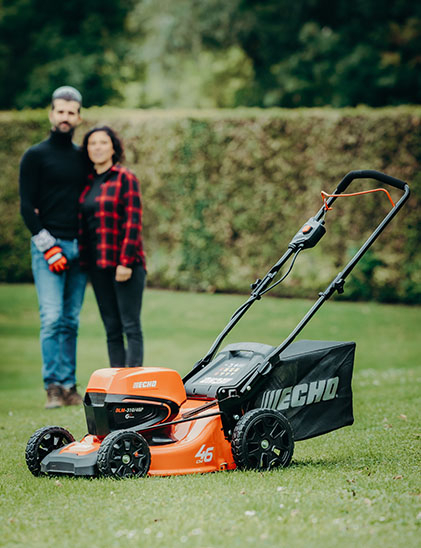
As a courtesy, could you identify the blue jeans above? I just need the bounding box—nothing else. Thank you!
[31,239,87,389]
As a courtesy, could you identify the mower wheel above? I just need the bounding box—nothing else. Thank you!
[97,430,151,479]
[25,425,75,476]
[231,409,294,471]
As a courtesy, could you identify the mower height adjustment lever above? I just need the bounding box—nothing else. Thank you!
[289,217,326,250]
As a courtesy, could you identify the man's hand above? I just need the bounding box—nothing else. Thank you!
[115,265,132,282]
[44,246,69,274]
[31,229,68,274]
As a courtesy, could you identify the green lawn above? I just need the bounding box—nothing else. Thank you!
[0,284,420,548]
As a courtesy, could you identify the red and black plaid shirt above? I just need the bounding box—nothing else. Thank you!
[79,165,146,270]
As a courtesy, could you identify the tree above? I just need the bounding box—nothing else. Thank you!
[1,0,420,109]
[233,0,421,106]
[119,0,252,108]
[0,0,136,108]
[134,0,420,107]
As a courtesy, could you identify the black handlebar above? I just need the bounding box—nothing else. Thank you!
[336,169,407,193]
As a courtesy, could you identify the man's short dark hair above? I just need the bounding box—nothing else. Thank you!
[51,86,82,109]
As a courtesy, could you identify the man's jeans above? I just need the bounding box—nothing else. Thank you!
[31,239,87,389]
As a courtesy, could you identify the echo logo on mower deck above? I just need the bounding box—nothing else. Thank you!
[133,380,157,389]
[261,376,339,411]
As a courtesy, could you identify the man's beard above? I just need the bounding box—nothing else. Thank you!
[53,123,75,135]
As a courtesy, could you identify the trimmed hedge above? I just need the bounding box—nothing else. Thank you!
[0,106,420,302]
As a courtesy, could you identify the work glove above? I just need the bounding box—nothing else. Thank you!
[43,246,69,273]
[32,228,69,274]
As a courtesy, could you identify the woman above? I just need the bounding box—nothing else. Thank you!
[79,126,146,367]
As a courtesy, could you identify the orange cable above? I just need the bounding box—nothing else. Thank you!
[321,188,396,211]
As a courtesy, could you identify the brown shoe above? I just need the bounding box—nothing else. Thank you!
[45,384,64,409]
[62,385,83,406]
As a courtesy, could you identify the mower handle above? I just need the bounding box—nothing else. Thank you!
[259,170,410,378]
[186,169,410,381]
[337,170,407,193]
[335,169,406,194]
[316,170,409,222]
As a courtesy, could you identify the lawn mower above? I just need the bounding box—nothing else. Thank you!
[25,170,410,478]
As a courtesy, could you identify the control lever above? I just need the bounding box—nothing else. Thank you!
[289,217,326,250]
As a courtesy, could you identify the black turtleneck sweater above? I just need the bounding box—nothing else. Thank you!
[19,130,85,239]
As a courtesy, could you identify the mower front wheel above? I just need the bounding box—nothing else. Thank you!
[25,425,75,476]
[97,430,151,479]
[231,409,294,471]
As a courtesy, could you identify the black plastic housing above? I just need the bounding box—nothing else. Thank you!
[84,392,180,437]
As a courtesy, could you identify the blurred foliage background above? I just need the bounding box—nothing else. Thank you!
[0,1,420,302]
[0,0,420,110]
[1,107,420,302]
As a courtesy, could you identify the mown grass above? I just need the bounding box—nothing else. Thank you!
[0,284,420,548]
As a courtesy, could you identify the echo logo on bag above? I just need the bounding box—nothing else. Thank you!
[261,377,339,410]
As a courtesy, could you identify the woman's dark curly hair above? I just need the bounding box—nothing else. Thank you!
[82,125,125,166]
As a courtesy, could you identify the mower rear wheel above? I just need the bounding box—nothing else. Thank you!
[25,425,75,476]
[97,430,151,479]
[231,409,294,471]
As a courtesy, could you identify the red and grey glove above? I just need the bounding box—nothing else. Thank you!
[43,246,68,273]
[32,229,69,274]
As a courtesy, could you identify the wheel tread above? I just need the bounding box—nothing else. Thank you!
[97,430,151,478]
[231,409,294,471]
[25,425,75,476]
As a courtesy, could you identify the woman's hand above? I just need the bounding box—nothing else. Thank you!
[115,264,132,282]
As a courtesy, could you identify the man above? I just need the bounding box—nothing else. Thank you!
[19,86,87,409]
